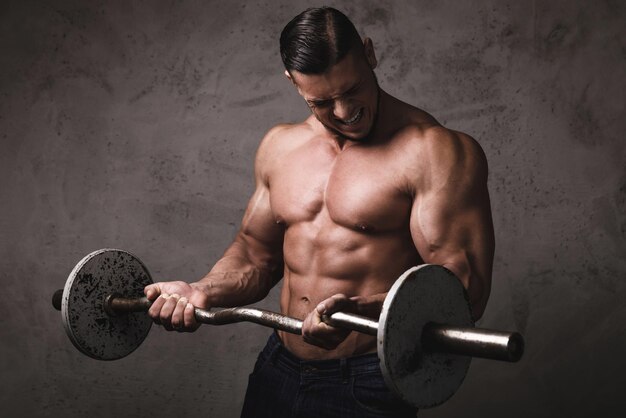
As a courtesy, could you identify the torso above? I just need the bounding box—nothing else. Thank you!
[268,97,437,359]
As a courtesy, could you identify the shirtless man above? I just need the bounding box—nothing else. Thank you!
[145,7,494,418]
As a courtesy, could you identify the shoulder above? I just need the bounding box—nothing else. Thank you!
[256,121,315,161]
[424,126,487,175]
[396,119,488,193]
[254,121,315,183]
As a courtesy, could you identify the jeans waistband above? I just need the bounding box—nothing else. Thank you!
[261,332,381,379]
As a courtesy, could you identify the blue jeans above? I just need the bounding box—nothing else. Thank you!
[241,333,418,417]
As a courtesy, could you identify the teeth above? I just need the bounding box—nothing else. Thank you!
[343,109,362,125]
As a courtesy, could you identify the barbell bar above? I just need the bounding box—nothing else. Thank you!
[52,249,524,408]
[52,292,522,363]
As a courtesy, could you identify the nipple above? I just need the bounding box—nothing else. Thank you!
[355,223,373,232]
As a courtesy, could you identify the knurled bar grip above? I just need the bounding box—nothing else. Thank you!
[52,290,523,362]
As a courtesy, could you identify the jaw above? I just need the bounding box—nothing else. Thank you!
[326,87,382,142]
[316,114,370,143]
[331,108,366,138]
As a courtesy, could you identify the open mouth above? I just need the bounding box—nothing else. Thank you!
[339,108,363,126]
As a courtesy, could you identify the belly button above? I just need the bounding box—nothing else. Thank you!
[301,297,310,303]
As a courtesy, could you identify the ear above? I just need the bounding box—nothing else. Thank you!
[363,38,378,70]
[284,70,295,85]
[284,70,305,97]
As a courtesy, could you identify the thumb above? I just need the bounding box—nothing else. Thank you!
[316,301,328,315]
[144,284,162,300]
[319,294,349,314]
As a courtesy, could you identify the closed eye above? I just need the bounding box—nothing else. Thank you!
[307,82,361,109]
[309,100,331,108]
[344,85,360,96]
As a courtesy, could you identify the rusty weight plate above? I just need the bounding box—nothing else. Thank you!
[61,249,153,360]
[378,264,474,408]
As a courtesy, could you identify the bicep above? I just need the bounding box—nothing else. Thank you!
[224,129,286,277]
[411,183,494,277]
[235,182,284,271]
[409,135,494,318]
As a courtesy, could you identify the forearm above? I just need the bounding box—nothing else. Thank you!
[414,203,494,320]
[352,265,489,321]
[194,239,282,308]
[350,292,387,319]
[440,251,492,321]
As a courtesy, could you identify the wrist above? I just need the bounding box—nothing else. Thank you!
[351,293,386,319]
[190,280,213,299]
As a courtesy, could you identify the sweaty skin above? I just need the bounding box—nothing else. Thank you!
[145,39,494,360]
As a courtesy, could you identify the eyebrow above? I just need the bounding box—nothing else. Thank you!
[307,80,362,103]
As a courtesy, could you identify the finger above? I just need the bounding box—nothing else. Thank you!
[183,303,198,331]
[159,294,180,329]
[304,312,334,341]
[144,284,162,300]
[303,329,336,350]
[314,320,336,335]
[302,324,325,345]
[302,312,313,337]
[302,310,319,339]
[148,292,169,324]
[316,301,327,315]
[310,322,350,350]
[309,307,324,326]
[171,297,188,331]
[318,294,348,314]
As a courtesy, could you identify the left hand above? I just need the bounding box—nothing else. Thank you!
[302,294,358,350]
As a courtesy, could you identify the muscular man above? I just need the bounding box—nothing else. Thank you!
[145,7,494,418]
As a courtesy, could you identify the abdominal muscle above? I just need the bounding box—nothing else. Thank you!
[277,219,421,360]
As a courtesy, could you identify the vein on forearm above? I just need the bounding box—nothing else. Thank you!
[198,236,283,308]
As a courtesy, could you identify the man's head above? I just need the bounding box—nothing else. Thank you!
[280,7,380,141]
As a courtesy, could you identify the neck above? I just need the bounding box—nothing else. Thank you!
[367,87,388,141]
[356,88,395,146]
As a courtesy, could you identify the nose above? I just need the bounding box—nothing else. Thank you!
[332,99,353,121]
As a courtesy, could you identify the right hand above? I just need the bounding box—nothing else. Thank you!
[302,294,357,350]
[144,281,210,332]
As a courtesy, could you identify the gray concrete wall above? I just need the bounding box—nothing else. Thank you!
[1,0,624,416]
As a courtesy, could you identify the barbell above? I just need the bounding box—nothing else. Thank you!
[52,249,524,408]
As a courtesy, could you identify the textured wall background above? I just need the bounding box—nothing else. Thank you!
[1,0,624,417]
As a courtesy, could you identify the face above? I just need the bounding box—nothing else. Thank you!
[287,39,379,141]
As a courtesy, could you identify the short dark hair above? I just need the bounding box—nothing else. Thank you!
[280,7,362,74]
